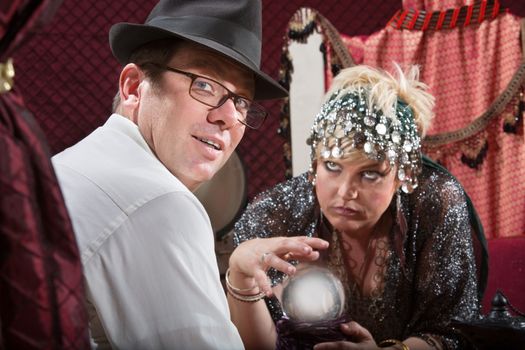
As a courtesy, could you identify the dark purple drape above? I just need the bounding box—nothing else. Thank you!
[0,1,89,349]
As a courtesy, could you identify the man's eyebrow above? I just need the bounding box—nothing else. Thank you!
[181,58,254,96]
[182,59,225,75]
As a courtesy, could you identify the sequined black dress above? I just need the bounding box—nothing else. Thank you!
[233,161,486,349]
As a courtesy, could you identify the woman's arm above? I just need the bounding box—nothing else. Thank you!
[227,270,280,350]
[228,174,325,348]
[405,170,480,349]
[312,322,441,350]
[228,237,329,349]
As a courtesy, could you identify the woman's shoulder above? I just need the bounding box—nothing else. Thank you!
[251,172,314,207]
[401,159,478,255]
[414,160,467,205]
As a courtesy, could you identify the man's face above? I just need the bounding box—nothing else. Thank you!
[134,42,254,190]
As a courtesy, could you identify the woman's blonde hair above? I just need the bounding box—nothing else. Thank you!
[308,64,435,193]
[325,63,434,137]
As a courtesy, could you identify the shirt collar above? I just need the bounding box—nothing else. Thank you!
[104,113,156,159]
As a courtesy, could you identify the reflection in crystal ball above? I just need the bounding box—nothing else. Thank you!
[281,265,345,323]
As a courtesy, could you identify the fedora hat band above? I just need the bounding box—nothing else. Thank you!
[149,16,261,67]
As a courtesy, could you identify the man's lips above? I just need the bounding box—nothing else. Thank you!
[193,135,222,151]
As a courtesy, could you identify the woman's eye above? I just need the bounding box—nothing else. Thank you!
[362,171,381,181]
[324,161,341,172]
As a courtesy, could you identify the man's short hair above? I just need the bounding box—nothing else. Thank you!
[112,38,180,112]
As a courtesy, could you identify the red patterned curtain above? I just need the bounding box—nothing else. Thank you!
[280,0,525,239]
[10,0,399,203]
[0,1,89,348]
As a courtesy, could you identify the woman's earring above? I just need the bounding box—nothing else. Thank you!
[395,189,408,232]
[308,167,317,186]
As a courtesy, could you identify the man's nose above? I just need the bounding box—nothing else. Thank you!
[207,97,238,129]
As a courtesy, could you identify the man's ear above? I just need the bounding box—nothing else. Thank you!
[118,63,143,120]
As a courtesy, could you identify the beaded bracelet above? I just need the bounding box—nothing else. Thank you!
[225,267,257,293]
[224,267,266,303]
[379,339,410,350]
[227,286,266,303]
[416,333,440,349]
[226,281,266,303]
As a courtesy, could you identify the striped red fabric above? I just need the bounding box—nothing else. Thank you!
[389,0,507,30]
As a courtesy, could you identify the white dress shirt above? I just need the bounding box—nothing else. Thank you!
[53,114,243,350]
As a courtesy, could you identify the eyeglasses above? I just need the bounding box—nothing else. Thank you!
[145,62,267,129]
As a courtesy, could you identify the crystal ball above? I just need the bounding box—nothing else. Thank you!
[281,264,345,323]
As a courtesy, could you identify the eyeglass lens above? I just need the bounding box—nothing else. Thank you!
[189,76,266,129]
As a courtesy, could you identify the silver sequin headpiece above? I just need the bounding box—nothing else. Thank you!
[307,88,422,193]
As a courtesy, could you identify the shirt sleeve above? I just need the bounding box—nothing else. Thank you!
[405,173,480,348]
[83,191,243,350]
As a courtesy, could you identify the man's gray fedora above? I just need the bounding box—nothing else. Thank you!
[109,0,287,100]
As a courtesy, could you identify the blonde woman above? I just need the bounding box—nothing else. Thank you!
[227,64,486,350]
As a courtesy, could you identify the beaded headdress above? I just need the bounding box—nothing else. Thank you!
[307,88,422,193]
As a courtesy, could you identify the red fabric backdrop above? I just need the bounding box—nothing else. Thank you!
[10,1,525,233]
[1,1,89,348]
[11,0,400,202]
[5,0,525,335]
[12,0,524,202]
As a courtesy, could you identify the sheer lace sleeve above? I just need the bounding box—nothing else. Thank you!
[403,167,480,348]
[233,173,317,247]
